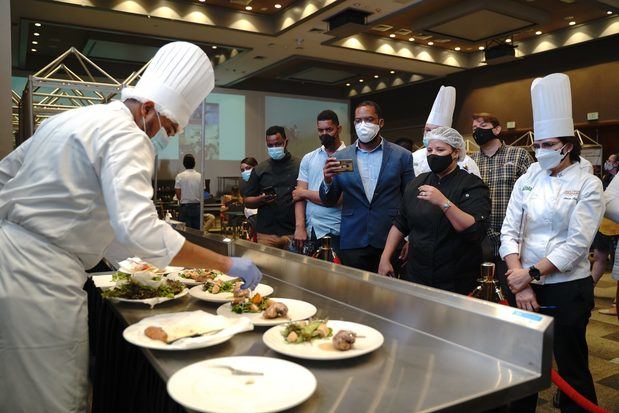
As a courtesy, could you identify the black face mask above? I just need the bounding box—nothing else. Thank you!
[472,127,496,146]
[427,153,454,174]
[319,134,336,148]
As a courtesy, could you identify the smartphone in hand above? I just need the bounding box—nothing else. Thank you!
[262,186,277,199]
[339,159,354,172]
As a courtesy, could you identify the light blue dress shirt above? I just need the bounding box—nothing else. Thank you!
[298,143,345,238]
[356,138,383,202]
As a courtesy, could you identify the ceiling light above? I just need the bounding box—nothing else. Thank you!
[389,70,395,74]
[569,21,576,25]
[32,40,38,45]
[359,79,364,83]
[478,46,485,50]
[346,83,350,86]
[535,30,542,35]
[505,38,512,43]
[34,23,41,27]
[245,5,253,10]
[408,37,415,41]
[427,41,434,45]
[374,75,379,78]
[454,46,461,51]
[212,45,217,49]
[31,48,37,52]
[34,32,40,36]
[199,0,206,2]
[275,3,282,8]
[607,11,613,15]
[389,34,396,38]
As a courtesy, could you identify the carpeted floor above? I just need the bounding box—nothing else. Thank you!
[535,272,618,412]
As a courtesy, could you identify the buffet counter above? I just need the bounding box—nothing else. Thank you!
[89,231,553,412]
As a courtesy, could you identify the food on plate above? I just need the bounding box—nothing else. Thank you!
[178,268,223,283]
[145,326,168,343]
[332,330,357,351]
[263,302,288,319]
[203,278,241,294]
[102,270,185,299]
[230,288,288,319]
[282,320,332,344]
[119,257,163,274]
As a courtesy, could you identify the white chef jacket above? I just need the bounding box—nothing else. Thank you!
[175,169,203,204]
[500,162,604,284]
[412,147,481,178]
[579,156,593,174]
[0,100,185,269]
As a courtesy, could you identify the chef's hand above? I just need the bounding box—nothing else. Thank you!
[506,267,532,293]
[398,242,409,261]
[323,157,341,184]
[515,285,540,312]
[292,187,307,202]
[228,257,262,290]
[417,185,448,208]
[293,226,307,251]
[378,257,395,278]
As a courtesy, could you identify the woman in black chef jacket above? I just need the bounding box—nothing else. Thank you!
[378,126,491,294]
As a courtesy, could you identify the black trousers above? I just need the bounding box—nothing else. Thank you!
[339,246,383,273]
[178,203,201,230]
[505,277,597,413]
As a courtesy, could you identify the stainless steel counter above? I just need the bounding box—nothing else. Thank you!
[102,231,553,412]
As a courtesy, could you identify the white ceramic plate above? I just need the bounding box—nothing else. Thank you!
[216,298,317,327]
[109,288,189,309]
[167,356,317,413]
[262,320,384,360]
[122,310,253,351]
[167,270,234,286]
[189,283,274,303]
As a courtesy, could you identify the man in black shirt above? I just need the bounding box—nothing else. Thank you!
[244,126,300,249]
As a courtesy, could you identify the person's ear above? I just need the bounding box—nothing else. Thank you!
[378,118,385,129]
[493,125,502,135]
[336,125,342,135]
[563,142,574,155]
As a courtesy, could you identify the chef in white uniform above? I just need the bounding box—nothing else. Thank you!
[412,86,481,178]
[0,42,262,412]
[500,73,602,412]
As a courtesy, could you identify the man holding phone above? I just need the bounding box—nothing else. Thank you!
[293,110,346,254]
[244,126,300,249]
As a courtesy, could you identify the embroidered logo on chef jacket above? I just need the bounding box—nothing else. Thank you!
[562,190,580,200]
[522,185,533,192]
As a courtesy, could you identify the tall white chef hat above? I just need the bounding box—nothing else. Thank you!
[426,85,456,127]
[531,73,574,141]
[121,41,214,132]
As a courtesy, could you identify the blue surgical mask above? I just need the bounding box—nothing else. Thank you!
[267,146,286,160]
[422,132,430,148]
[143,110,169,155]
[241,169,252,182]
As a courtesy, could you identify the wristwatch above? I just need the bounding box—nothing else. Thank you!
[528,266,541,281]
[441,200,452,211]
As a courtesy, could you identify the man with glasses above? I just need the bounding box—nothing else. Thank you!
[320,101,414,272]
[470,112,533,304]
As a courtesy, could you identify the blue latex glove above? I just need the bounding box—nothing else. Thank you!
[228,257,262,290]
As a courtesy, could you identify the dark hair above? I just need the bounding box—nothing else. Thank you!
[317,110,339,125]
[472,112,500,127]
[558,136,581,163]
[241,157,258,167]
[355,100,383,119]
[265,125,286,139]
[183,154,195,169]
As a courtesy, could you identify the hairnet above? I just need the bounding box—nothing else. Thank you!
[425,126,466,161]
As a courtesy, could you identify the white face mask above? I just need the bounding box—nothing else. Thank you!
[143,110,169,155]
[535,144,567,170]
[355,121,380,143]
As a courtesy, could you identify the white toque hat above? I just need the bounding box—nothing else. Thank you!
[426,85,456,127]
[531,73,574,141]
[121,41,214,132]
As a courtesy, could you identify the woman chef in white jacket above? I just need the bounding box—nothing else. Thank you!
[500,73,602,412]
[0,42,262,412]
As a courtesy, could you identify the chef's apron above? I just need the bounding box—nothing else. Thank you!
[0,219,88,412]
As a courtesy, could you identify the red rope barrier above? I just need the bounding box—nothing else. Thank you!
[551,369,609,413]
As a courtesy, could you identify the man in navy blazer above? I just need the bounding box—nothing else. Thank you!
[319,101,414,272]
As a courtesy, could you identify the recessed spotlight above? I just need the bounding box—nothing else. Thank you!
[31,48,37,52]
[478,46,485,50]
[454,46,461,51]
[212,45,217,49]
[199,0,206,2]
[427,41,434,45]
[569,21,576,25]
[505,38,512,43]
[408,37,415,41]
[34,32,40,36]
[346,83,351,86]
[607,10,613,15]
[374,75,379,78]
[535,30,542,35]
[359,79,364,83]
[32,40,38,45]
[389,34,396,38]
[245,5,253,10]
[34,23,41,27]
[275,3,282,8]
[389,70,395,74]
